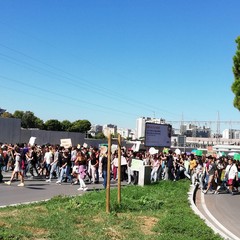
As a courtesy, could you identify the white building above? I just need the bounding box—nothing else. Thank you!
[117,128,131,139]
[222,129,240,139]
[103,124,117,137]
[88,124,103,137]
[136,117,151,139]
[136,117,166,139]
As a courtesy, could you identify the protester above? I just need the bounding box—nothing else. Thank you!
[202,156,218,194]
[5,146,25,187]
[225,158,239,195]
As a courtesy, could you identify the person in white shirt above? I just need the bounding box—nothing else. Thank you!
[43,146,53,178]
[225,158,238,195]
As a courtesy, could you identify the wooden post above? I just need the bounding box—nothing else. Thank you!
[117,134,121,204]
[106,133,112,213]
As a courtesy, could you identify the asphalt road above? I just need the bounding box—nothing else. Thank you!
[196,189,240,240]
[0,172,120,207]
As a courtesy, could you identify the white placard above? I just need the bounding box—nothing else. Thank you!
[111,144,118,153]
[131,158,144,171]
[175,148,181,155]
[83,143,88,148]
[149,147,159,155]
[60,138,72,148]
[29,137,36,146]
[100,146,108,154]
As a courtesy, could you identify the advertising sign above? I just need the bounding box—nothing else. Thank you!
[145,123,172,147]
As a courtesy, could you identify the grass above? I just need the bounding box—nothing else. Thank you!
[0,179,222,240]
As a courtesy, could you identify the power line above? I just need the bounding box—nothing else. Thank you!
[0,42,179,118]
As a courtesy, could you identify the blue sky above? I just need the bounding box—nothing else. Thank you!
[0,0,240,132]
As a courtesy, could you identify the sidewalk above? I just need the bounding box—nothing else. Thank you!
[0,171,127,207]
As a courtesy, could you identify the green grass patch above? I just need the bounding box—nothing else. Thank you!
[0,180,222,240]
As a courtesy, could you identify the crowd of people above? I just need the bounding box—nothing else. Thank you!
[0,143,239,195]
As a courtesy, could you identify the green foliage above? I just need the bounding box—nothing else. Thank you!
[0,111,13,118]
[70,119,91,133]
[44,119,62,131]
[61,120,72,131]
[13,110,42,129]
[231,36,240,110]
[95,132,107,139]
[13,110,24,120]
[2,109,92,133]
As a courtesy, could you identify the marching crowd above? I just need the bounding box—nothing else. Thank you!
[0,143,239,195]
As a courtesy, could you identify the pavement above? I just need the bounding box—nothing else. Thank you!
[0,171,126,207]
[193,185,240,240]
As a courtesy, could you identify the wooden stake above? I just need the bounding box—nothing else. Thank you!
[118,134,121,204]
[106,133,111,213]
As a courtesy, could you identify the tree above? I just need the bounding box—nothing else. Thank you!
[44,119,62,131]
[69,120,91,133]
[231,36,240,110]
[13,110,24,120]
[0,112,13,118]
[35,118,45,130]
[61,120,72,131]
[95,132,106,139]
[21,111,39,129]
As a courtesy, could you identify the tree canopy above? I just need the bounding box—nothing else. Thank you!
[0,109,91,133]
[231,36,240,110]
[69,120,91,133]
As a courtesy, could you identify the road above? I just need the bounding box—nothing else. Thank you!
[195,189,240,240]
[0,172,121,207]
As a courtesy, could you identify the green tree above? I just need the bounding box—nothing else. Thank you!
[70,120,91,133]
[61,120,72,131]
[11,110,44,129]
[35,118,45,130]
[95,132,106,139]
[13,110,24,120]
[231,36,240,110]
[0,112,13,118]
[21,111,39,128]
[44,119,62,131]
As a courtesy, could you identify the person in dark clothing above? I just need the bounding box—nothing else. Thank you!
[101,153,108,188]
[56,149,72,184]
[167,150,175,180]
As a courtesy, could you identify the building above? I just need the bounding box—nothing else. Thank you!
[103,124,117,137]
[180,124,211,138]
[136,117,151,139]
[136,117,167,139]
[88,124,103,137]
[222,129,240,139]
[117,128,132,139]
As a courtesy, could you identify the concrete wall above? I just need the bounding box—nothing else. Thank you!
[20,129,86,146]
[0,118,21,143]
[0,118,136,148]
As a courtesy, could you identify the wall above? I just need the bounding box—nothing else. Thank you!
[0,118,21,143]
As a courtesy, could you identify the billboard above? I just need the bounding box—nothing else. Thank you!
[145,123,172,147]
